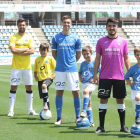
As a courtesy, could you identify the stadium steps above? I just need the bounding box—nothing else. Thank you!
[117,28,134,52]
[32,28,52,55]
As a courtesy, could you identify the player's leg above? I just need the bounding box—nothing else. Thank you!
[23,69,38,115]
[8,68,21,117]
[95,79,111,133]
[67,72,81,122]
[113,80,129,133]
[135,93,140,124]
[54,72,66,125]
[42,79,53,110]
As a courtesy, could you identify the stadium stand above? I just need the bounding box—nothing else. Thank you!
[0,25,40,55]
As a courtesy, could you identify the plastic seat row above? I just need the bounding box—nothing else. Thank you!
[122,25,140,29]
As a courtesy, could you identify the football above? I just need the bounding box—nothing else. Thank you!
[40,109,52,120]
[76,117,90,130]
[130,123,140,137]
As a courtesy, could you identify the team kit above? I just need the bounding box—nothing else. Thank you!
[7,16,140,135]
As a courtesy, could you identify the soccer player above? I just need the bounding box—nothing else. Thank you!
[94,17,131,133]
[52,15,82,125]
[34,43,56,110]
[125,46,140,125]
[8,18,38,117]
[79,46,100,127]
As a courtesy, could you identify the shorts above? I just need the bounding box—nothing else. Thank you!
[82,83,97,100]
[55,71,79,91]
[10,68,33,85]
[38,79,53,98]
[131,90,140,109]
[98,79,126,99]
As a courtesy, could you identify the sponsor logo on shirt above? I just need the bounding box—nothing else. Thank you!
[25,39,28,42]
[89,66,93,71]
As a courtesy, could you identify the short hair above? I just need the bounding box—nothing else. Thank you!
[17,18,27,25]
[134,46,140,55]
[82,46,92,54]
[106,17,119,26]
[39,43,49,51]
[62,15,72,22]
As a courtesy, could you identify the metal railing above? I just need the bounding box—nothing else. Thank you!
[0,20,30,26]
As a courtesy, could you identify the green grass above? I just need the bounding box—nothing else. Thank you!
[0,64,139,140]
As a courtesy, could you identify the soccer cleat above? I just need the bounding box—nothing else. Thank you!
[75,117,80,123]
[120,126,130,133]
[28,110,39,116]
[80,111,86,118]
[135,116,140,124]
[7,111,14,117]
[95,126,105,133]
[90,122,95,127]
[54,118,62,125]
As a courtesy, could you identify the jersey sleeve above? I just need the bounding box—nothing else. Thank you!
[34,58,38,72]
[75,37,82,51]
[52,36,57,50]
[28,36,34,48]
[124,67,132,80]
[9,35,15,49]
[96,39,102,54]
[123,40,129,55]
[51,57,56,70]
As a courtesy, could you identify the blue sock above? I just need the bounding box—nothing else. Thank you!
[55,96,63,119]
[83,94,89,112]
[74,97,81,118]
[87,107,93,123]
[136,104,140,117]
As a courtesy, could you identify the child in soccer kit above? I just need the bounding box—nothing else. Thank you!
[79,46,101,127]
[34,43,56,110]
[124,46,140,125]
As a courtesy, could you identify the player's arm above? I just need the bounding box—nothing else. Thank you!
[79,74,83,83]
[94,53,101,85]
[52,50,57,60]
[34,71,38,81]
[125,79,135,87]
[19,47,35,55]
[10,46,29,54]
[124,54,131,71]
[47,72,56,79]
[76,51,81,61]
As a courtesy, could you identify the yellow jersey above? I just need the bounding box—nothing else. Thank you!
[9,33,34,69]
[34,56,56,81]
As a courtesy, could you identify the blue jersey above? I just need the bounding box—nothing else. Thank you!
[79,60,101,84]
[125,64,140,91]
[52,32,81,72]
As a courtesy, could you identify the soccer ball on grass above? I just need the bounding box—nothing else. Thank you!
[40,109,52,120]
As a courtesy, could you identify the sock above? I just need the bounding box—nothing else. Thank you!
[42,89,49,109]
[87,106,93,123]
[9,91,16,112]
[74,96,81,118]
[99,103,107,128]
[55,96,63,119]
[136,101,140,117]
[117,104,125,128]
[26,90,33,112]
[83,94,89,112]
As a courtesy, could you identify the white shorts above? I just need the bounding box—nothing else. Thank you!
[55,72,79,91]
[131,90,140,109]
[10,68,33,85]
[82,83,97,100]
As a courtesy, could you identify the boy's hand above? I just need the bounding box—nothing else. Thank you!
[129,81,135,87]
[79,77,84,82]
[89,78,94,83]
[35,77,38,81]
[47,76,54,79]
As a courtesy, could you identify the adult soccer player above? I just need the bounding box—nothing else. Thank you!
[8,18,38,117]
[52,15,82,125]
[94,17,131,133]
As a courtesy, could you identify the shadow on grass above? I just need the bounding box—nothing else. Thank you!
[9,117,38,120]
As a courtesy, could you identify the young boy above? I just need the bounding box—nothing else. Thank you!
[79,46,100,127]
[34,43,56,110]
[125,46,140,124]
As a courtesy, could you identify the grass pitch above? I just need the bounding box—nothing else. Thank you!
[0,64,139,140]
